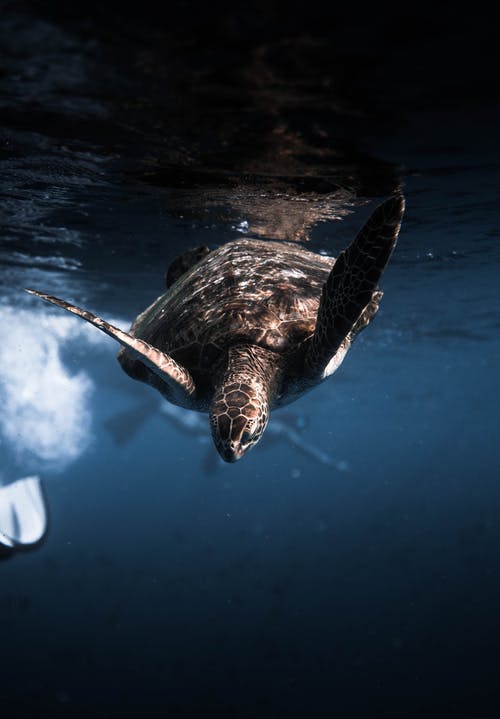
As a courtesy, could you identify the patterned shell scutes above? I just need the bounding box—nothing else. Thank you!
[129,239,334,374]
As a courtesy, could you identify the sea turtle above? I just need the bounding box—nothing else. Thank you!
[26,195,404,462]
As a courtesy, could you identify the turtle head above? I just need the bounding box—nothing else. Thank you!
[210,345,279,462]
[210,379,270,462]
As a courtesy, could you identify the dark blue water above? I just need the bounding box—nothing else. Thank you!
[1,3,499,717]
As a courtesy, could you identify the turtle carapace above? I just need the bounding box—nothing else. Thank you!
[26,195,405,462]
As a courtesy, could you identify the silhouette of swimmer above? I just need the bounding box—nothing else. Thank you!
[104,397,348,476]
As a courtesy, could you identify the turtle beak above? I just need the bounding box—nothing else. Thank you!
[210,412,266,463]
[218,442,246,463]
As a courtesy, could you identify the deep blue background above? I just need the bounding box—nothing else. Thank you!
[1,2,499,717]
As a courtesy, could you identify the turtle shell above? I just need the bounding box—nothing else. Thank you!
[122,238,334,390]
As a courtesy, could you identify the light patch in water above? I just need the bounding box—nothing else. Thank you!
[0,251,82,270]
[0,305,117,470]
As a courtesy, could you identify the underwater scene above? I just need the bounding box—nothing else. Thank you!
[1,3,499,717]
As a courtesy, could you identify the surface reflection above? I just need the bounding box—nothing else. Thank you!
[163,185,360,243]
[130,21,400,238]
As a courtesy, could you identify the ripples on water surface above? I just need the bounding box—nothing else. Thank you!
[1,3,499,717]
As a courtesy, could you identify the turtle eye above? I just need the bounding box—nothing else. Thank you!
[241,423,258,445]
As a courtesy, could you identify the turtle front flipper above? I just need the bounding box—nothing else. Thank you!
[304,194,405,380]
[25,289,196,405]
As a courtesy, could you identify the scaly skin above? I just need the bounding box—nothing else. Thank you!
[210,344,284,462]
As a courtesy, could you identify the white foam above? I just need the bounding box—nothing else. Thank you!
[0,306,99,469]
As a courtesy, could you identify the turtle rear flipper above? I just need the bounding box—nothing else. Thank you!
[304,195,405,379]
[166,246,211,288]
[25,289,196,405]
